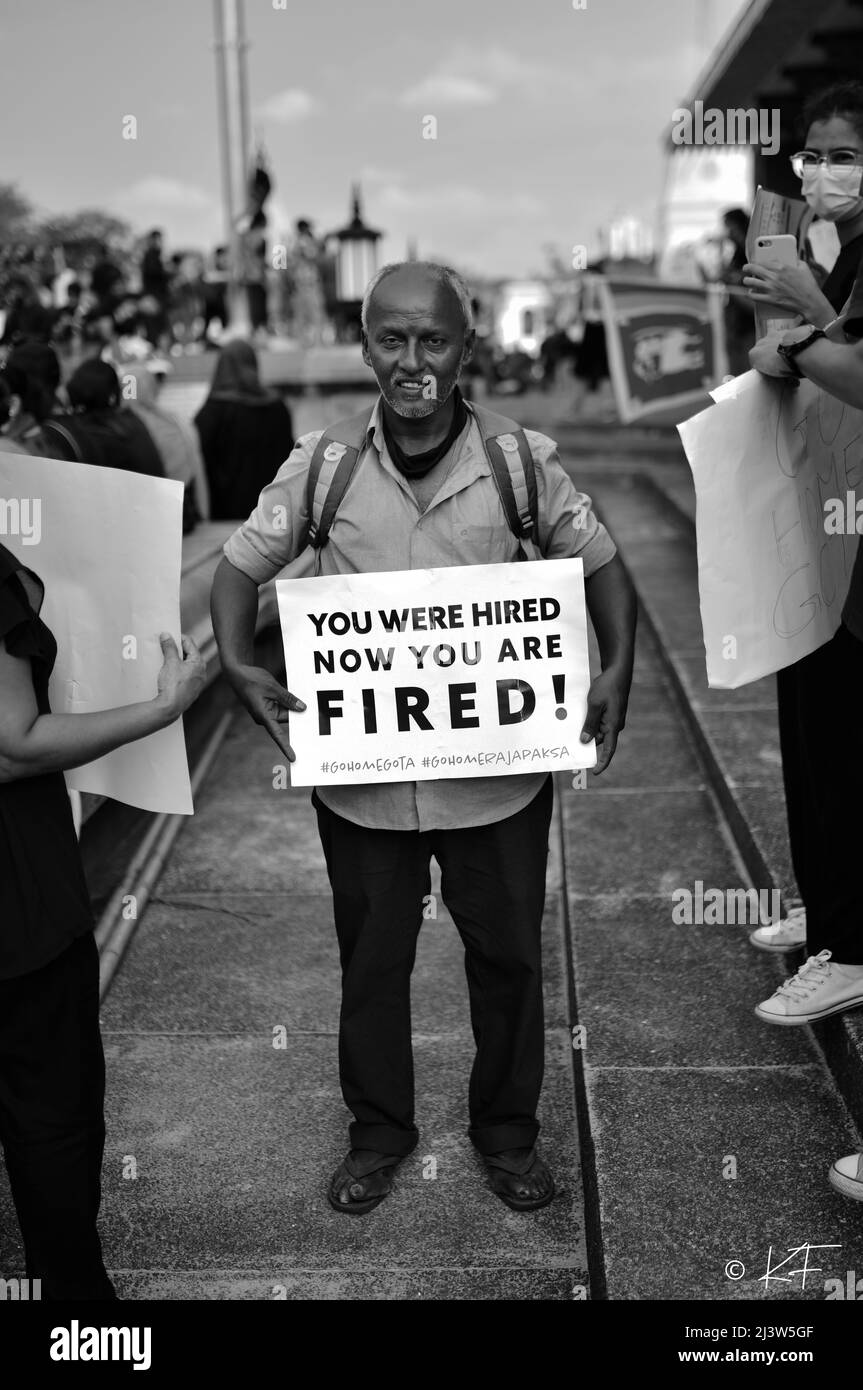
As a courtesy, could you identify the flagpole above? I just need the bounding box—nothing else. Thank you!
[214,0,251,335]
[212,0,235,248]
[235,0,252,184]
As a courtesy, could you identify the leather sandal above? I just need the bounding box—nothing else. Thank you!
[327,1148,403,1215]
[484,1147,555,1211]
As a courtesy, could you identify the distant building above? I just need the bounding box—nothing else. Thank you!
[604,215,656,266]
[657,146,752,281]
[494,280,554,354]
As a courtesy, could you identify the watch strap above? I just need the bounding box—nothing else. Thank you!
[777,327,825,376]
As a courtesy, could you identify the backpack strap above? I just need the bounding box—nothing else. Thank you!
[468,401,539,548]
[305,400,541,556]
[41,419,84,463]
[306,407,374,549]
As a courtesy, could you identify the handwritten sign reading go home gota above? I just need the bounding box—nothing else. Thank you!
[678,371,862,689]
[276,559,596,786]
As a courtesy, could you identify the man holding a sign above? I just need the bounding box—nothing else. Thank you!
[212,261,635,1215]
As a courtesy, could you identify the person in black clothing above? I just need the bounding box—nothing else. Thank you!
[194,338,294,518]
[140,229,171,347]
[0,274,55,347]
[0,542,205,1297]
[200,245,229,346]
[0,343,70,458]
[748,259,863,1193]
[89,243,125,320]
[43,359,165,476]
[720,208,757,376]
[742,90,863,1018]
[240,211,269,335]
[740,83,863,961]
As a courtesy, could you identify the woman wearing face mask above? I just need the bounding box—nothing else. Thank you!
[740,86,863,1014]
[743,82,863,330]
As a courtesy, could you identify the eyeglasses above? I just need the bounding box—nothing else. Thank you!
[790,150,863,177]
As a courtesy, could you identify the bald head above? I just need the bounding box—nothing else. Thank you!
[361,261,473,334]
[361,261,475,419]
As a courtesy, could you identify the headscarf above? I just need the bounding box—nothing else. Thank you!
[2,343,61,420]
[205,338,278,406]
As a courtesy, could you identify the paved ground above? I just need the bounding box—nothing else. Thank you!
[91,719,589,1300]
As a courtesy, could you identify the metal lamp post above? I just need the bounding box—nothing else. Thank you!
[330,186,382,341]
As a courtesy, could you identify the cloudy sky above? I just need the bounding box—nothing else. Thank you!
[3,0,745,275]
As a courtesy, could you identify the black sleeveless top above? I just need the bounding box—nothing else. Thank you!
[0,542,94,979]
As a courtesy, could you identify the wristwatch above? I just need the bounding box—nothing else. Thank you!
[777,326,826,378]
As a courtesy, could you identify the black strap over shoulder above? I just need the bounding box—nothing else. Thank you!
[305,408,374,549]
[469,401,538,542]
[304,400,540,554]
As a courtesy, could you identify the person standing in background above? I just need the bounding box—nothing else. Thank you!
[289,219,326,348]
[719,208,756,377]
[239,213,270,339]
[194,339,293,518]
[201,246,230,348]
[140,229,171,350]
[89,243,125,322]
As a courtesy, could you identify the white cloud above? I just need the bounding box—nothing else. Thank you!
[399,74,495,108]
[105,178,221,248]
[369,180,551,275]
[357,164,403,186]
[375,182,545,219]
[398,46,556,108]
[111,177,215,212]
[256,88,318,123]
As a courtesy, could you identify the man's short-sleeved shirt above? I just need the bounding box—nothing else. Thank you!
[224,396,616,830]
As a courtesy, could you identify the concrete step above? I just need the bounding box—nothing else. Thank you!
[581,462,863,1133]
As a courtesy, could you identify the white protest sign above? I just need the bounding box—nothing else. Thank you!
[0,451,192,813]
[276,558,596,786]
[678,370,862,688]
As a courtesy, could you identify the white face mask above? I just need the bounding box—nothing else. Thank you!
[801,164,863,221]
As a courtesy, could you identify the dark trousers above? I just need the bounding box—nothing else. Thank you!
[246,283,268,332]
[777,623,863,963]
[0,932,115,1299]
[313,776,554,1157]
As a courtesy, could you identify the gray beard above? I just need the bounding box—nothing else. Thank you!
[379,375,457,419]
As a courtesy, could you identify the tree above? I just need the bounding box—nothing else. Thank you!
[0,183,34,243]
[37,209,132,253]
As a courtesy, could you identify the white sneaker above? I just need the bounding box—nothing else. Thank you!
[829,1152,863,1201]
[749,904,806,953]
[755,950,863,1025]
